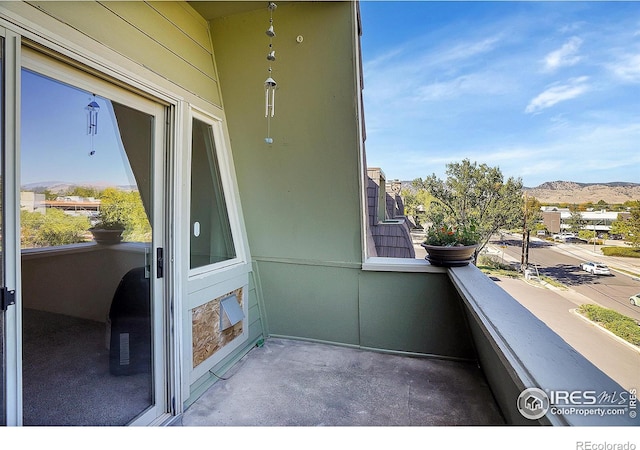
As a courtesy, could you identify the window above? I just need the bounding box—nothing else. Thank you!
[189,118,236,269]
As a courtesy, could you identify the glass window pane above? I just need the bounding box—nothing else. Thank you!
[190,118,236,269]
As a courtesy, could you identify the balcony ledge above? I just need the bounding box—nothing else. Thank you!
[362,256,447,273]
[20,242,148,260]
[449,264,637,426]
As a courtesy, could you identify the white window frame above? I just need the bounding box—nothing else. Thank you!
[186,107,249,279]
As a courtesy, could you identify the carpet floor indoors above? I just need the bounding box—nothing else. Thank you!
[21,308,152,426]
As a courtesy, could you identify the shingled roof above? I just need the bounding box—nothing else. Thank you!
[366,168,415,258]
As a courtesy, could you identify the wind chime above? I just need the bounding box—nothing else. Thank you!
[86,94,100,156]
[264,2,277,144]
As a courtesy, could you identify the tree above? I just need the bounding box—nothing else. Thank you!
[21,208,90,248]
[566,209,586,235]
[521,194,542,269]
[401,185,435,228]
[414,159,524,263]
[98,187,151,242]
[611,200,640,247]
[67,185,101,198]
[42,189,57,201]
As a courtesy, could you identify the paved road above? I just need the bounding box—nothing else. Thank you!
[493,275,640,392]
[491,236,640,321]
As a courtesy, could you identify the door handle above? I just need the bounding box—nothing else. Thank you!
[157,247,164,279]
[1,287,16,311]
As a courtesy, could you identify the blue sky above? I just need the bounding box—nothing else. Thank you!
[359,1,640,187]
[21,70,136,187]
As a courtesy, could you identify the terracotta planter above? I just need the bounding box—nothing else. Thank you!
[421,244,478,267]
[89,228,124,245]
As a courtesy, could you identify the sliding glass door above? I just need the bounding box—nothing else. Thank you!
[18,48,168,426]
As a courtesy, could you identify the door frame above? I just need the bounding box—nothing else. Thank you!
[6,40,180,426]
[2,27,21,428]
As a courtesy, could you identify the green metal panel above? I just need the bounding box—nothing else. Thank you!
[358,271,476,359]
[256,260,360,345]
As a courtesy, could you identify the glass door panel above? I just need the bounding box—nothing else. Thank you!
[20,67,158,425]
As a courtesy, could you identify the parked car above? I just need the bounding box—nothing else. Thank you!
[565,237,588,244]
[553,233,587,243]
[580,261,611,276]
[630,293,640,306]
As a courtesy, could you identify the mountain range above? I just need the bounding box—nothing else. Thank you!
[522,181,640,205]
[22,179,640,206]
[21,181,137,193]
[399,180,640,205]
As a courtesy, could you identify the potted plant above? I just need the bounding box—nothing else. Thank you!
[421,216,479,267]
[89,193,127,245]
[89,219,125,245]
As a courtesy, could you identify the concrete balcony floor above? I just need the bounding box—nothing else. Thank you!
[181,338,505,426]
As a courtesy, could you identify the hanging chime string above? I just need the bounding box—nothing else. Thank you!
[266,3,276,142]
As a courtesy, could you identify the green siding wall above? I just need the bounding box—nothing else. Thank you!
[24,1,221,105]
[211,2,363,265]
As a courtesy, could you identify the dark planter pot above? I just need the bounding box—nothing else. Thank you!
[421,244,478,267]
[89,228,124,245]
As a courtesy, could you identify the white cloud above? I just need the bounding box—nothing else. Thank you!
[525,77,590,114]
[608,53,640,83]
[416,72,512,102]
[434,36,503,65]
[543,36,583,72]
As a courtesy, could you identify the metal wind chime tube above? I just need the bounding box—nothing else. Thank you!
[264,2,277,144]
[86,94,100,156]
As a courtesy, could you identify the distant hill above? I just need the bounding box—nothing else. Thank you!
[523,181,640,205]
[399,180,640,205]
[22,181,137,193]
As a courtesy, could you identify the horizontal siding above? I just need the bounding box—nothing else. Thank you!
[147,1,211,50]
[102,1,214,75]
[28,1,221,106]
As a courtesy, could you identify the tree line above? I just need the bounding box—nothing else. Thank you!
[401,159,640,266]
[21,187,150,248]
